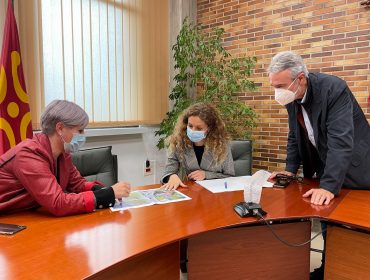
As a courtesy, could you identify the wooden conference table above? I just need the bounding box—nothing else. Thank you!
[0,180,368,280]
[324,190,370,279]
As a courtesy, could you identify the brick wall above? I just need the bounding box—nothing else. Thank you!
[197,0,370,172]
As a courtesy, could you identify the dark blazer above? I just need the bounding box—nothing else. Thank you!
[161,144,235,183]
[285,73,370,195]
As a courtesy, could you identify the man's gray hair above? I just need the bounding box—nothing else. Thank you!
[268,51,309,78]
[41,100,89,134]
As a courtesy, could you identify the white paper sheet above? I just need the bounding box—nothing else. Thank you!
[196,175,273,194]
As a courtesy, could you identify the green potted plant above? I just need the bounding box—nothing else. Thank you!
[156,18,257,149]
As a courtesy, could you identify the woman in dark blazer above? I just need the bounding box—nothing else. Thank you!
[161,103,235,190]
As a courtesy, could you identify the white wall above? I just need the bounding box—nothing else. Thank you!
[84,126,167,188]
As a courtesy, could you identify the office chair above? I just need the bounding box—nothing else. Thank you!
[71,146,118,187]
[231,140,253,176]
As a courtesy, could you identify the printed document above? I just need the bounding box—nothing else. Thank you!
[196,175,273,193]
[110,188,191,211]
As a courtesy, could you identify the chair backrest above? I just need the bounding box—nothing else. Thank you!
[71,146,118,187]
[230,140,252,176]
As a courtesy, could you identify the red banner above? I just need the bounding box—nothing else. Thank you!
[0,0,33,156]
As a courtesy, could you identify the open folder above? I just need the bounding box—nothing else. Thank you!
[196,175,273,193]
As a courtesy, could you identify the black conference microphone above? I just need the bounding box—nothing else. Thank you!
[234,170,270,218]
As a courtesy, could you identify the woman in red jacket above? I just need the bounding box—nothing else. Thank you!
[0,100,130,216]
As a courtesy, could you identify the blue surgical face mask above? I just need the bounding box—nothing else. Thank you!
[61,133,86,153]
[187,126,206,143]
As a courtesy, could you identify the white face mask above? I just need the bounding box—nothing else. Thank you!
[274,76,300,106]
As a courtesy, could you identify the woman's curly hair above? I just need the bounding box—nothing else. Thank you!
[167,102,230,165]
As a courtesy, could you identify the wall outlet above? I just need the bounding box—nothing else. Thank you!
[144,160,155,176]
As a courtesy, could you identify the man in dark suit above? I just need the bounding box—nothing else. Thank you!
[268,51,370,204]
[267,51,370,279]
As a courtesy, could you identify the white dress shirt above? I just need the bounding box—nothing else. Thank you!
[300,90,317,148]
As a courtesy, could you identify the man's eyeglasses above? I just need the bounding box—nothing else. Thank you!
[274,174,304,188]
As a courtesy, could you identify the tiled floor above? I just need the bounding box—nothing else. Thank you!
[180,218,324,279]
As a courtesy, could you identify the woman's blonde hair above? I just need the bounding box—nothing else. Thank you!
[167,103,230,165]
